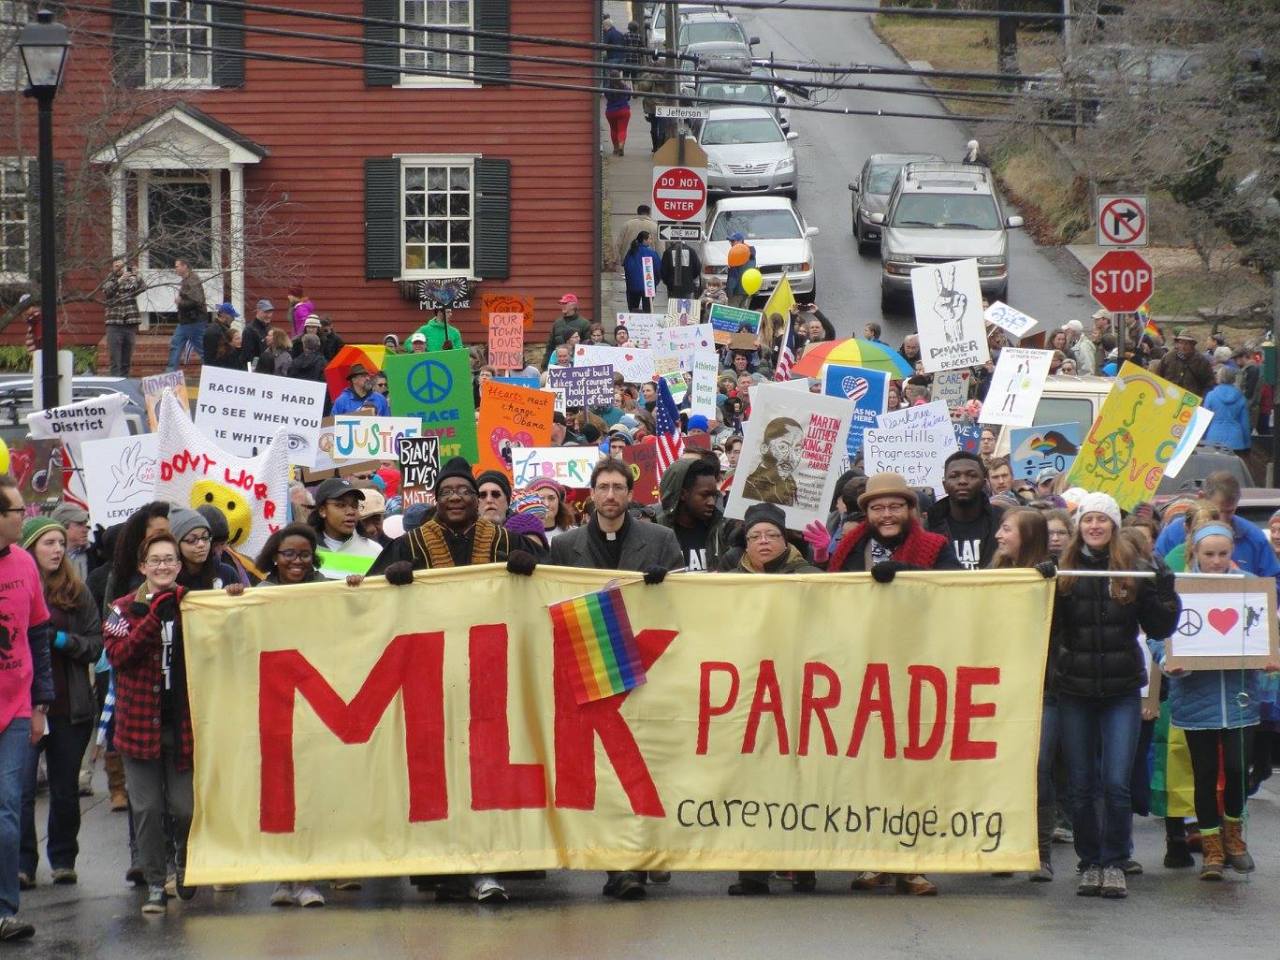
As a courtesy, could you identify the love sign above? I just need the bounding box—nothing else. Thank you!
[1166,576,1279,671]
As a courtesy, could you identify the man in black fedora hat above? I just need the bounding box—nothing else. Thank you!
[332,361,390,416]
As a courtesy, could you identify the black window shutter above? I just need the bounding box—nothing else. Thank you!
[364,0,399,87]
[365,158,401,280]
[211,3,245,88]
[473,0,510,86]
[112,0,146,88]
[473,158,510,280]
[26,160,66,283]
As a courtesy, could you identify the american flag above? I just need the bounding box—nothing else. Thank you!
[774,316,797,382]
[654,376,685,475]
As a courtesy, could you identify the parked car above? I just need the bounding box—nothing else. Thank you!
[693,69,790,133]
[698,106,799,199]
[701,196,818,302]
[645,2,723,55]
[875,161,1022,309]
[849,152,944,253]
[678,12,758,73]
[0,376,147,431]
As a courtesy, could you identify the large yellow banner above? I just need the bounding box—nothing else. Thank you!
[182,566,1052,884]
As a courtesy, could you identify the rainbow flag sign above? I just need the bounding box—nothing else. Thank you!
[548,587,646,704]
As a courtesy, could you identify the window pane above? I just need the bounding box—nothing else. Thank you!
[427,193,447,217]
[426,220,447,243]
[450,193,470,217]
[404,194,425,217]
[427,246,448,268]
[453,247,470,269]
[426,168,447,191]
[450,221,469,244]
[405,220,426,243]
[405,246,426,270]
[448,167,469,191]
[404,167,425,190]
[146,178,213,268]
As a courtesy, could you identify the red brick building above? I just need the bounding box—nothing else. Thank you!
[0,0,600,362]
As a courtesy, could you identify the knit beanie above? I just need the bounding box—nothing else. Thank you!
[527,477,564,500]
[1076,491,1122,530]
[510,491,548,520]
[476,469,513,501]
[168,507,211,544]
[434,456,478,495]
[742,502,786,537]
[21,516,64,550]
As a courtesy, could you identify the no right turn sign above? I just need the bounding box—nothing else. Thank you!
[1097,195,1148,247]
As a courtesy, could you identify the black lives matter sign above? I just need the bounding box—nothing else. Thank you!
[398,436,441,489]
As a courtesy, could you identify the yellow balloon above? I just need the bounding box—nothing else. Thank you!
[0,437,9,476]
[741,268,763,296]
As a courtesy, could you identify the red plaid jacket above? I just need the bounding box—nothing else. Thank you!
[104,585,193,771]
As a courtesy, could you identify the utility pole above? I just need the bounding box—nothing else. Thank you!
[1062,0,1073,57]
[1271,270,1280,487]
[666,1,681,164]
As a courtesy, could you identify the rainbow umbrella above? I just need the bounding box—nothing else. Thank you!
[324,344,388,401]
[790,338,914,379]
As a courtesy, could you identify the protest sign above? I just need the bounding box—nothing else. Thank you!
[642,259,657,298]
[182,565,1049,883]
[27,393,132,511]
[548,365,614,409]
[81,433,159,528]
[194,366,326,465]
[616,313,663,349]
[930,370,969,410]
[725,385,852,531]
[1009,422,1081,481]
[1166,577,1279,671]
[911,259,989,373]
[330,416,422,461]
[574,344,655,384]
[487,312,525,369]
[979,348,1054,428]
[655,324,716,370]
[4,438,62,512]
[300,418,380,480]
[954,422,982,455]
[983,301,1038,339]
[1164,406,1213,479]
[708,303,762,346]
[386,351,478,463]
[153,392,288,557]
[664,298,698,327]
[864,400,956,497]
[821,364,889,460]
[1065,362,1199,511]
[623,433,710,505]
[477,381,556,476]
[481,293,534,329]
[511,446,599,489]
[689,352,720,420]
[494,375,540,389]
[141,370,189,430]
[398,436,441,489]
[653,353,688,403]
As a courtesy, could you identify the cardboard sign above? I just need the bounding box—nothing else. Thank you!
[547,365,615,409]
[653,353,688,403]
[194,366,326,465]
[299,418,381,480]
[141,370,189,431]
[930,370,969,409]
[1164,406,1214,479]
[80,433,159,528]
[664,298,698,327]
[477,380,555,476]
[487,312,525,369]
[616,313,663,349]
[1065,361,1198,511]
[330,416,422,462]
[27,393,132,511]
[1010,422,1081,481]
[655,323,716,370]
[481,293,534,329]
[724,384,852,531]
[980,348,1054,428]
[573,344,655,384]
[864,400,956,498]
[822,364,889,461]
[708,303,762,346]
[385,350,478,463]
[511,446,600,489]
[954,422,982,455]
[984,301,1038,339]
[1166,577,1279,671]
[689,352,720,420]
[642,258,657,299]
[398,436,441,489]
[4,438,62,510]
[912,259,989,373]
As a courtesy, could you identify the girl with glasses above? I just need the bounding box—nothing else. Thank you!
[168,510,236,591]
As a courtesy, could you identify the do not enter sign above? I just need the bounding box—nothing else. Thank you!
[652,165,708,224]
[1090,249,1153,313]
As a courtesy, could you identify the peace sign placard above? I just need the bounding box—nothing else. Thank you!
[1166,576,1279,672]
[384,350,479,463]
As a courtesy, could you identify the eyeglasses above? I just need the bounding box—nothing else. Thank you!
[746,532,783,543]
[866,502,908,516]
[144,556,179,568]
[478,490,506,500]
[181,533,212,546]
[438,485,477,501]
[277,549,314,562]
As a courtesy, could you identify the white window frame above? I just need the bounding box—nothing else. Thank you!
[137,170,221,273]
[0,158,27,284]
[0,3,29,92]
[395,154,478,281]
[144,0,216,90]
[396,0,478,90]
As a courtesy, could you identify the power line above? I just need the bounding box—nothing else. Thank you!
[679,0,1079,20]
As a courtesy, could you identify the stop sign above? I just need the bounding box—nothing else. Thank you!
[652,166,707,223]
[1090,250,1154,313]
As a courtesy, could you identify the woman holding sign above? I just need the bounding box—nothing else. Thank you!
[1148,522,1275,881]
[1052,492,1180,900]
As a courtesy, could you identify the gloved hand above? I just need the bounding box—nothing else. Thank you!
[149,590,179,621]
[643,566,669,586]
[506,550,537,576]
[53,630,68,651]
[1034,559,1057,579]
[1155,565,1176,591]
[870,560,906,584]
[384,560,415,586]
[803,520,832,564]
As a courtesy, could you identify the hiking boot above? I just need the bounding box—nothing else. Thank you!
[1100,865,1127,899]
[1200,832,1225,881]
[1164,838,1194,869]
[105,753,128,812]
[1223,817,1255,873]
[1076,865,1102,896]
[895,874,937,896]
[1029,862,1054,882]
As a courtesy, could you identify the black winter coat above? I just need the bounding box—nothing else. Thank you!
[1051,549,1180,699]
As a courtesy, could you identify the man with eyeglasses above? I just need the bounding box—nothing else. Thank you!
[475,470,512,525]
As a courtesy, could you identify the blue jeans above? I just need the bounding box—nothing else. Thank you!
[166,320,206,371]
[1036,691,1059,861]
[1058,691,1141,868]
[0,718,31,918]
[20,716,92,877]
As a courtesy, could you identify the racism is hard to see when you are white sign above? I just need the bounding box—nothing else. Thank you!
[195,366,326,464]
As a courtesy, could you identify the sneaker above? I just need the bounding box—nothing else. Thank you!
[1051,825,1073,844]
[602,874,646,901]
[330,879,362,891]
[296,884,326,908]
[78,768,94,797]
[895,874,938,896]
[470,876,507,903]
[0,917,34,941]
[1119,858,1143,876]
[1100,865,1127,899]
[646,870,671,884]
[142,886,167,915]
[1076,864,1102,896]
[850,871,893,891]
[51,868,77,885]
[270,882,297,907]
[1029,862,1054,883]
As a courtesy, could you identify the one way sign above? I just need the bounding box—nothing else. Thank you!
[1096,195,1148,247]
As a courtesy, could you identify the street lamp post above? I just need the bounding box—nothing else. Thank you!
[18,9,70,412]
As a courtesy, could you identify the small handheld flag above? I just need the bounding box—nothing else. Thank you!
[549,587,646,704]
